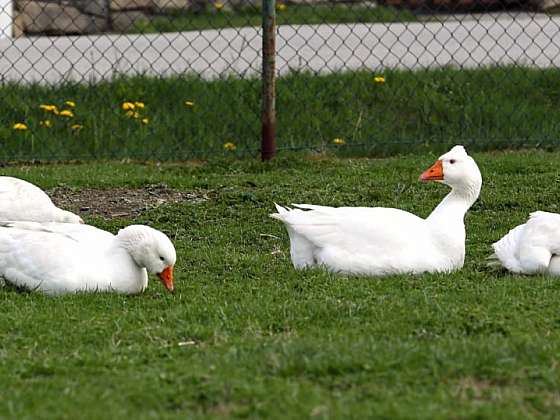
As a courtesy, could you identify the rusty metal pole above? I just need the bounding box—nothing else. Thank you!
[105,0,113,32]
[261,0,276,161]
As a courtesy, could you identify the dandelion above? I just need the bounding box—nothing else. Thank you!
[71,124,83,130]
[333,138,346,145]
[122,102,135,111]
[373,75,386,84]
[13,123,28,131]
[39,104,58,113]
[276,3,287,11]
[64,101,76,108]
[214,2,224,11]
[59,110,74,118]
[125,111,141,119]
[134,101,145,109]
[141,117,149,125]
[39,120,53,128]
[223,142,237,151]
[184,100,195,108]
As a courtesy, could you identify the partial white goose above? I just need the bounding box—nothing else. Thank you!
[492,211,560,274]
[0,222,176,295]
[271,145,482,275]
[0,176,82,223]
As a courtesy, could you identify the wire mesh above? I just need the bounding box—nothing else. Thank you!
[0,0,559,160]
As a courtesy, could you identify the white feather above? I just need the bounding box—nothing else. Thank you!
[0,176,82,223]
[492,211,560,275]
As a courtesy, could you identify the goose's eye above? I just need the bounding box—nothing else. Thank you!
[159,256,165,262]
[449,159,456,164]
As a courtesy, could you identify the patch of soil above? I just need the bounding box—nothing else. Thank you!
[48,184,208,219]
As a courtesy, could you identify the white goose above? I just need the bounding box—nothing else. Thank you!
[492,211,560,275]
[0,176,82,223]
[271,145,482,275]
[0,222,176,295]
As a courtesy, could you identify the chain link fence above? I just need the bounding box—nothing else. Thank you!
[0,0,559,160]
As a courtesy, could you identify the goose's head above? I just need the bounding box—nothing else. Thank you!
[117,225,177,291]
[419,145,482,193]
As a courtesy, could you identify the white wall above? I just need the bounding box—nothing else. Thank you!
[0,0,11,39]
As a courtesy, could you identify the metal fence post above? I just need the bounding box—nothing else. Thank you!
[261,0,276,161]
[105,0,113,32]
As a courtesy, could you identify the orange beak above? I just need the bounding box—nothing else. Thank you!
[157,265,174,292]
[419,159,444,181]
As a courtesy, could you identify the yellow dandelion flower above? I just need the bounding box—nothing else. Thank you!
[373,75,386,84]
[141,117,149,125]
[64,101,76,108]
[333,138,346,145]
[134,101,145,109]
[125,111,140,118]
[59,110,74,118]
[276,3,287,11]
[122,102,135,111]
[214,2,224,11]
[223,142,237,151]
[13,123,28,131]
[125,111,140,119]
[39,119,53,128]
[39,104,58,113]
[71,124,83,130]
[184,100,195,108]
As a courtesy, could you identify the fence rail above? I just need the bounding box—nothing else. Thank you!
[0,0,559,160]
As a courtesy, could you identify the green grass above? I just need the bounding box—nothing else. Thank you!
[1,150,560,417]
[134,4,418,33]
[2,66,560,161]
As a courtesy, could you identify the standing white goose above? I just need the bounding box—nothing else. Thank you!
[0,222,176,294]
[0,176,82,223]
[271,145,482,275]
[492,211,560,274]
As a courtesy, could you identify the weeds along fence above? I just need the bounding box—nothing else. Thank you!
[0,0,560,161]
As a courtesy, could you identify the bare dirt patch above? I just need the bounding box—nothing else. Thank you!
[48,184,208,219]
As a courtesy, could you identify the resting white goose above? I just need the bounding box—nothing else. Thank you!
[271,145,482,275]
[492,211,560,275]
[0,176,82,223]
[0,222,176,295]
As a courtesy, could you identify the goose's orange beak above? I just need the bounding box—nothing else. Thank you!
[419,159,444,181]
[158,266,174,292]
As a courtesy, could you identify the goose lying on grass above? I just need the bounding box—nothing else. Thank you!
[0,176,83,223]
[0,222,175,295]
[492,211,560,275]
[271,145,482,276]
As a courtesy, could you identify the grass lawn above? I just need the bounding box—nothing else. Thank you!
[2,66,560,161]
[133,4,418,33]
[1,149,560,418]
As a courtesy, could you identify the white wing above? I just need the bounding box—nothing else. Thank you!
[0,177,78,222]
[0,222,114,294]
[272,204,437,274]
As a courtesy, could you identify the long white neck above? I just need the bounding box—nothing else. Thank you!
[424,182,480,270]
[116,226,151,267]
[427,182,481,223]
